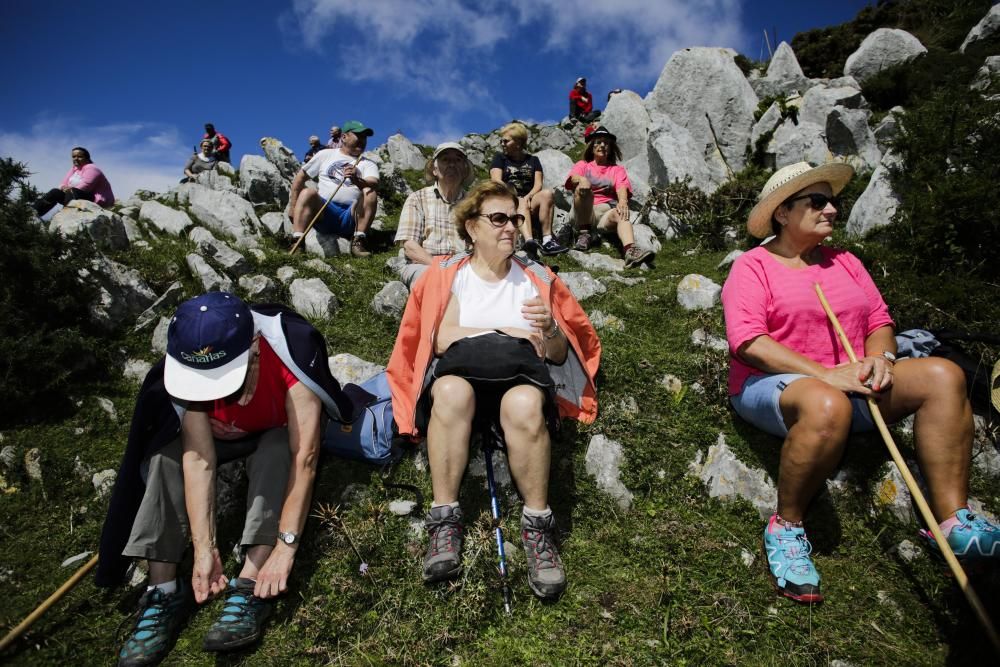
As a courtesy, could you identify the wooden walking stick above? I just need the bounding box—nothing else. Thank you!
[0,554,98,652]
[288,153,363,255]
[814,283,1000,654]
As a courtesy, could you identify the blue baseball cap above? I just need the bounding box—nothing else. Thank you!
[164,292,254,401]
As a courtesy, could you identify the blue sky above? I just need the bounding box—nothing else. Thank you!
[0,0,873,198]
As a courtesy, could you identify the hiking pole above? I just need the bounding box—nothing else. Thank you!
[815,283,1000,654]
[0,554,98,652]
[484,421,513,615]
[288,153,363,255]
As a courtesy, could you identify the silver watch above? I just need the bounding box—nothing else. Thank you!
[881,351,897,363]
[277,531,299,546]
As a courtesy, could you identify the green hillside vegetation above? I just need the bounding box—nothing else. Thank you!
[3,2,1000,665]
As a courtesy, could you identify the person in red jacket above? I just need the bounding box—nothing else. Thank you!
[204,123,232,163]
[569,77,600,123]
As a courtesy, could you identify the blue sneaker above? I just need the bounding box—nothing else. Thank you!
[202,578,274,652]
[762,516,823,604]
[118,582,189,667]
[921,508,1000,560]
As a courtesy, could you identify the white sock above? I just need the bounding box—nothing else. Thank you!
[522,505,552,518]
[354,231,366,238]
[543,235,553,244]
[432,501,459,510]
[147,579,178,595]
[292,231,304,239]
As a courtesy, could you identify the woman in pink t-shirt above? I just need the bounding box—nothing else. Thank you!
[722,162,999,605]
[564,127,653,269]
[33,146,115,217]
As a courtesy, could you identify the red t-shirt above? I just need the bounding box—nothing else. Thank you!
[208,338,299,439]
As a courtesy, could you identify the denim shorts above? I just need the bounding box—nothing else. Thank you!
[730,373,875,438]
[316,199,355,237]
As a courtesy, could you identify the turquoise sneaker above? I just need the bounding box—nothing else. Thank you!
[118,582,189,667]
[921,508,1000,560]
[202,578,274,652]
[762,516,823,604]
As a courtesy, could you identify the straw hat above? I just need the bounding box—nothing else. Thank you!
[746,162,855,239]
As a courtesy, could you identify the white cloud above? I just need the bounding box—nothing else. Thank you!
[0,115,191,201]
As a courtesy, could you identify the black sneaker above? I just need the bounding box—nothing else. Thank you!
[521,512,566,599]
[540,239,569,256]
[423,505,464,582]
[118,583,190,667]
[202,578,274,652]
[522,239,540,261]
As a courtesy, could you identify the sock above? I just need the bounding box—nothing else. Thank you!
[522,505,552,518]
[939,514,962,537]
[292,231,304,239]
[147,579,178,595]
[623,243,634,253]
[768,513,803,533]
[353,231,366,238]
[543,235,553,244]
[432,501,459,510]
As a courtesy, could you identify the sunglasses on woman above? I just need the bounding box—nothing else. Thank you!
[785,193,840,210]
[479,212,525,227]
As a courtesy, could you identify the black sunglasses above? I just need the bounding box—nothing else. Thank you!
[785,192,840,210]
[479,212,525,228]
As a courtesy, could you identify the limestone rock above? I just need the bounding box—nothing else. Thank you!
[84,255,157,331]
[276,266,297,285]
[184,184,263,248]
[92,469,116,498]
[372,281,409,319]
[846,151,902,237]
[189,227,251,277]
[647,114,723,194]
[216,161,235,177]
[389,500,417,516]
[971,56,1000,93]
[304,229,349,258]
[688,433,777,519]
[844,28,927,84]
[646,47,758,175]
[238,274,278,302]
[691,328,728,352]
[585,434,634,510]
[95,396,117,422]
[962,4,1000,53]
[676,274,721,311]
[567,250,624,272]
[260,211,290,237]
[186,253,233,292]
[645,209,681,238]
[50,200,128,250]
[139,200,192,236]
[798,83,865,127]
[750,102,783,155]
[24,448,42,482]
[535,149,575,192]
[328,353,385,386]
[151,316,170,354]
[768,119,830,169]
[385,133,426,171]
[602,90,651,161]
[893,539,922,562]
[124,359,153,382]
[717,249,744,269]
[193,170,237,193]
[873,106,904,152]
[535,125,575,152]
[631,223,661,254]
[751,41,811,99]
[259,137,301,180]
[826,107,881,172]
[588,310,624,332]
[871,462,922,524]
[558,272,607,301]
[61,551,93,568]
[289,277,338,319]
[133,281,184,332]
[385,252,407,277]
[303,258,334,275]
[239,154,289,206]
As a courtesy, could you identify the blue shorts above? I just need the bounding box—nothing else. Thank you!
[730,373,875,438]
[315,199,356,237]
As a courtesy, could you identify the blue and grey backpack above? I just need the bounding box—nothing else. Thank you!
[322,371,400,465]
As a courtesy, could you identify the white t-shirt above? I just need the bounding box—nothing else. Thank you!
[452,262,539,331]
[303,148,379,205]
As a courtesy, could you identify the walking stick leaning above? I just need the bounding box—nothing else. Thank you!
[288,153,363,255]
[814,283,1000,654]
[0,554,98,652]
[484,420,514,615]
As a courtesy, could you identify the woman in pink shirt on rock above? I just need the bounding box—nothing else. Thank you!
[33,146,115,217]
[722,161,1000,605]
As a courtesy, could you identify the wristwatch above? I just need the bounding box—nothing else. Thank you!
[881,351,897,363]
[277,531,299,546]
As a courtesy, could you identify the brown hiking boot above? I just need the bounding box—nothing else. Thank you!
[624,245,653,268]
[573,229,593,252]
[350,235,371,258]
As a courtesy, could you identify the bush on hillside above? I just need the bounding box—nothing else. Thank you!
[860,48,981,111]
[0,158,109,426]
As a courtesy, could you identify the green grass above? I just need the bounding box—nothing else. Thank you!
[2,229,998,666]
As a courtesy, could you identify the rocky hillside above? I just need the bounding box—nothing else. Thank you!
[2,4,1000,665]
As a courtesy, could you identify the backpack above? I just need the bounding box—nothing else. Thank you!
[322,371,401,464]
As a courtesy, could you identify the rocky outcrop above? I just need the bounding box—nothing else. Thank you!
[385,134,426,171]
[183,184,263,248]
[688,433,777,519]
[826,107,881,172]
[844,29,927,84]
[648,116,722,193]
[601,90,651,162]
[84,255,157,331]
[751,41,812,99]
[139,200,193,236]
[961,4,1000,53]
[50,200,129,250]
[259,137,301,180]
[846,151,903,237]
[534,149,575,192]
[239,155,289,206]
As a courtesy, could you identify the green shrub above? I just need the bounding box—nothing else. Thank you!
[0,158,111,426]
[860,48,980,111]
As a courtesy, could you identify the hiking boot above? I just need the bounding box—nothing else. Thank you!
[202,578,274,652]
[118,583,190,667]
[540,239,569,256]
[763,516,823,604]
[521,511,566,599]
[522,239,540,261]
[350,235,371,258]
[920,508,1000,560]
[573,229,593,252]
[623,245,654,268]
[423,505,464,583]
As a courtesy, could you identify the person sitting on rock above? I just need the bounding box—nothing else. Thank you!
[564,127,652,268]
[569,77,600,123]
[303,135,323,163]
[489,122,568,260]
[289,120,379,258]
[387,180,601,601]
[99,292,358,665]
[394,141,473,287]
[327,125,342,149]
[182,139,219,182]
[722,161,1000,605]
[33,146,114,217]
[203,123,232,163]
